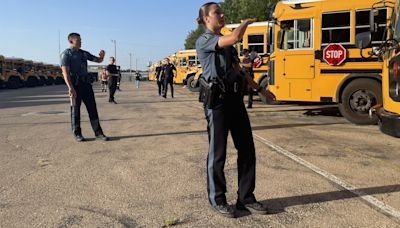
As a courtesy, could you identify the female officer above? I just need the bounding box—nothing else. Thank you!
[196,2,271,218]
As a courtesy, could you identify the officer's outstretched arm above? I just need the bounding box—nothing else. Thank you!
[218,19,256,48]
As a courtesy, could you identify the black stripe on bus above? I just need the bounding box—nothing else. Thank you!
[320,69,382,74]
[253,70,268,73]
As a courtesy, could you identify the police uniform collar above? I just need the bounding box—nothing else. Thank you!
[205,29,222,36]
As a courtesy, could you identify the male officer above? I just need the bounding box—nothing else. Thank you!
[155,62,164,96]
[61,33,108,142]
[240,49,255,108]
[106,57,119,104]
[162,58,176,98]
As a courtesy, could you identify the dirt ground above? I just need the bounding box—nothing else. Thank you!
[0,81,399,227]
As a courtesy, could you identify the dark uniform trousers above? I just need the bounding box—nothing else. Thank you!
[157,79,164,96]
[108,78,118,101]
[204,95,256,206]
[71,82,103,136]
[163,78,174,98]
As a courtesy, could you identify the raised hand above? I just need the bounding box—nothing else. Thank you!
[99,50,105,59]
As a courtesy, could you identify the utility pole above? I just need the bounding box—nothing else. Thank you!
[129,53,133,75]
[111,39,117,63]
[58,30,61,59]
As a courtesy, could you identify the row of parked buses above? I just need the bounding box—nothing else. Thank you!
[148,49,202,89]
[0,55,64,89]
[148,0,400,137]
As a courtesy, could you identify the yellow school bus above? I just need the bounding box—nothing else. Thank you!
[9,58,40,87]
[174,49,201,85]
[33,62,49,86]
[361,0,400,137]
[189,22,271,92]
[42,63,55,85]
[148,63,157,81]
[52,64,65,85]
[267,0,392,125]
[0,55,24,89]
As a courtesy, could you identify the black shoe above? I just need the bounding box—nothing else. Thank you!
[162,95,166,99]
[236,201,268,215]
[211,204,235,218]
[247,106,253,109]
[74,135,85,142]
[112,100,118,104]
[96,134,109,141]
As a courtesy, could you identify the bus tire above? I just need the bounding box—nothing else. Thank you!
[6,77,20,89]
[38,76,46,86]
[45,78,54,86]
[338,78,382,125]
[26,77,38,87]
[187,75,200,92]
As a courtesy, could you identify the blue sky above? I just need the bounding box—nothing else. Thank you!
[0,0,209,70]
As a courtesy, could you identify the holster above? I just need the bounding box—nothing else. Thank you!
[199,77,224,109]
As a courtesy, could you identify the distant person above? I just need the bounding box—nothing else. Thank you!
[155,62,164,96]
[135,72,141,88]
[107,57,119,104]
[117,65,122,91]
[100,68,108,92]
[60,32,108,142]
[162,58,176,98]
[240,49,255,109]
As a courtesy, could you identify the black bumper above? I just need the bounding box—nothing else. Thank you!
[378,109,400,138]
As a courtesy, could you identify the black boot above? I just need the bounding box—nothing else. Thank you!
[71,106,84,141]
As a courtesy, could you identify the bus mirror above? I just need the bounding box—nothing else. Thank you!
[356,32,372,49]
[370,10,377,33]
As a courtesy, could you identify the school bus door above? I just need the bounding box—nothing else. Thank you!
[279,18,315,100]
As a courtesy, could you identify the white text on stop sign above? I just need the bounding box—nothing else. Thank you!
[326,50,343,58]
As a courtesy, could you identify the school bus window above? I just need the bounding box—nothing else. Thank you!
[188,56,197,66]
[248,34,265,54]
[297,19,312,48]
[280,19,313,50]
[322,11,351,45]
[180,58,187,67]
[356,9,387,45]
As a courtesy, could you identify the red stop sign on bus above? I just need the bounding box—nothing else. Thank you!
[253,55,262,68]
[323,43,347,66]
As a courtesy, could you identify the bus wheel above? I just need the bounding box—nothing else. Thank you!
[26,77,37,87]
[187,75,200,92]
[45,78,54,86]
[6,77,19,89]
[338,79,382,125]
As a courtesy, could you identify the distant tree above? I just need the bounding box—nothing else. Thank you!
[184,25,205,50]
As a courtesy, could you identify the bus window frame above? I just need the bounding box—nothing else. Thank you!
[356,8,388,45]
[247,33,266,54]
[321,10,352,46]
[279,18,314,51]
